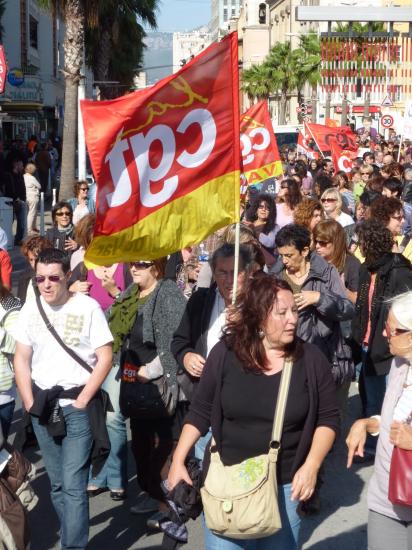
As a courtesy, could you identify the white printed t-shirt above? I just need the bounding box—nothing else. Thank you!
[15,293,113,403]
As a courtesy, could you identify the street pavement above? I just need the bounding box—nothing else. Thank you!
[8,235,372,549]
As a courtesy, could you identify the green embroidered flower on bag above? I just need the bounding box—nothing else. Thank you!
[231,457,266,489]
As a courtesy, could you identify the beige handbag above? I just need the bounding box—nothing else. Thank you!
[200,359,293,540]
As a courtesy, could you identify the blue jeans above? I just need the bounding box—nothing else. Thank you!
[88,366,128,490]
[32,405,93,550]
[0,400,15,439]
[203,483,300,550]
[195,429,212,460]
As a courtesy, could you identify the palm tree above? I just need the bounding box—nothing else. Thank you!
[333,22,386,119]
[264,42,301,125]
[241,63,272,104]
[38,1,158,199]
[86,0,158,100]
[297,33,321,123]
[38,0,86,199]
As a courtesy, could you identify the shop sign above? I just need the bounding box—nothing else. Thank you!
[7,68,24,87]
[0,47,7,94]
[8,76,43,104]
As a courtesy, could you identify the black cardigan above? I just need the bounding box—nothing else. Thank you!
[185,340,340,478]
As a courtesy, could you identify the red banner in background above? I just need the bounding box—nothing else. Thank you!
[330,140,355,173]
[305,122,357,153]
[240,101,283,185]
[81,33,240,265]
[0,47,7,94]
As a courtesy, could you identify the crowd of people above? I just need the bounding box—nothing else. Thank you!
[2,127,412,549]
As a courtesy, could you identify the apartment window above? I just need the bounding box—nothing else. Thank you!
[29,15,38,49]
[232,7,236,16]
[223,8,228,22]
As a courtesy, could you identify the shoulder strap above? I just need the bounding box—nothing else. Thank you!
[35,293,93,374]
[271,358,293,444]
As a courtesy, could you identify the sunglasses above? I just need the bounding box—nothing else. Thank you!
[129,261,154,269]
[79,187,88,191]
[360,172,370,176]
[315,239,330,247]
[385,320,411,338]
[35,275,65,284]
[258,204,270,210]
[55,211,71,217]
[321,198,337,203]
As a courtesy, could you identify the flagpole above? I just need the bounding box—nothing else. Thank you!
[305,122,326,159]
[398,133,404,163]
[232,221,240,305]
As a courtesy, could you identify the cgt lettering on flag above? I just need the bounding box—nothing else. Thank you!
[81,33,240,265]
[240,101,283,186]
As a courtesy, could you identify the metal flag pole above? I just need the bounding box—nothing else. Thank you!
[40,192,45,236]
[304,121,326,159]
[231,221,240,305]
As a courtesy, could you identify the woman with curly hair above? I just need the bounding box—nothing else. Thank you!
[276,178,303,228]
[293,199,324,232]
[369,196,412,260]
[352,220,412,441]
[246,193,279,265]
[168,273,339,550]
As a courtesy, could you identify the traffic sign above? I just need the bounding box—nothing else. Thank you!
[381,95,394,107]
[381,114,394,128]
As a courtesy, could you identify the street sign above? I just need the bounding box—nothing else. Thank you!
[381,95,394,107]
[381,114,394,128]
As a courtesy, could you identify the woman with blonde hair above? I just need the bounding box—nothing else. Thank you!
[321,187,354,228]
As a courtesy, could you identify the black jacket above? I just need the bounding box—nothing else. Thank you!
[171,285,217,400]
[352,253,412,376]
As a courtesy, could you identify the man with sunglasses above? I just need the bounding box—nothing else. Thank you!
[14,248,113,549]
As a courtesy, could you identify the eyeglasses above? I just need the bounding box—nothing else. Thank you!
[35,275,65,284]
[321,198,337,203]
[360,172,370,176]
[129,261,154,269]
[315,239,330,247]
[55,211,71,217]
[79,187,88,192]
[258,204,270,210]
[385,320,411,338]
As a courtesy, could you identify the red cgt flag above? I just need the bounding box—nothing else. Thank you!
[240,100,283,185]
[0,46,7,94]
[305,122,357,153]
[81,33,240,265]
[330,140,356,173]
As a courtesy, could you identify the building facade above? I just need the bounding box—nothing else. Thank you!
[0,0,66,144]
[172,26,212,73]
[211,0,243,40]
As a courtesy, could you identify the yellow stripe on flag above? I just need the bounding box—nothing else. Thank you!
[85,170,241,265]
[244,160,283,186]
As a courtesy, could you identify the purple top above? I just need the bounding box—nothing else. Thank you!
[88,264,125,311]
[368,357,412,522]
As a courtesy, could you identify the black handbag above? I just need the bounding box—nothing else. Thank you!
[119,352,176,419]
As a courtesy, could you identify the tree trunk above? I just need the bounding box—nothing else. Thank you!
[363,90,370,117]
[311,86,317,123]
[325,91,331,120]
[60,0,85,200]
[279,92,287,125]
[94,16,115,99]
[341,95,348,126]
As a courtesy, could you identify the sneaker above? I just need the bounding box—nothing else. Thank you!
[130,491,159,515]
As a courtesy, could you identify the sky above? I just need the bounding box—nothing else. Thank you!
[155,0,211,33]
